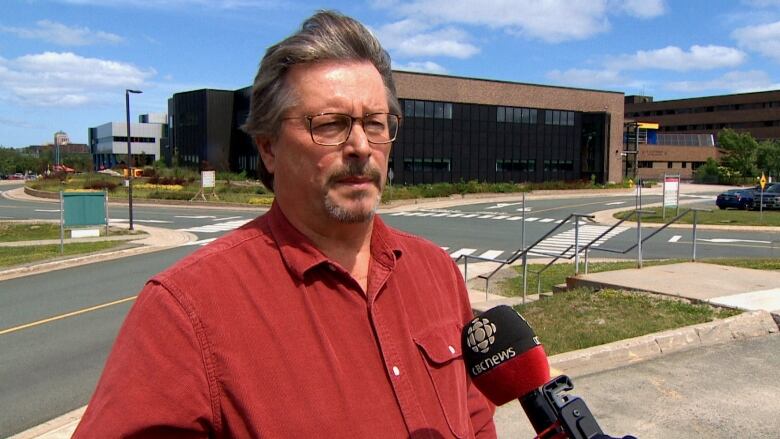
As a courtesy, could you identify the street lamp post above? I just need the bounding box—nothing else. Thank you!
[125,89,142,230]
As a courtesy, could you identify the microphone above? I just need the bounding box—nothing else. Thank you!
[462,305,615,439]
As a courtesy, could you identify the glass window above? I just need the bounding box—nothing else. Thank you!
[434,102,444,119]
[404,100,414,117]
[497,107,505,122]
[444,103,453,119]
[545,110,553,125]
[424,101,434,118]
[529,109,537,123]
[414,101,425,117]
[513,107,522,123]
[505,107,513,123]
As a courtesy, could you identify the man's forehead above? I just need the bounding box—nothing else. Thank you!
[285,60,388,111]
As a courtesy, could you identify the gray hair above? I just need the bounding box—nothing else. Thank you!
[241,10,400,191]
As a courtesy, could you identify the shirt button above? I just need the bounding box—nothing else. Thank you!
[392,366,400,376]
[448,345,456,354]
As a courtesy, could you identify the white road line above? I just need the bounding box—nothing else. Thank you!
[461,214,479,218]
[530,225,629,257]
[477,215,495,219]
[182,238,217,246]
[506,216,524,221]
[487,202,523,209]
[175,215,217,219]
[447,213,465,217]
[669,235,682,243]
[525,217,539,222]
[177,219,252,233]
[605,201,626,205]
[449,248,476,258]
[492,215,509,220]
[479,250,503,259]
[538,218,555,223]
[440,246,450,251]
[35,209,61,212]
[213,216,243,221]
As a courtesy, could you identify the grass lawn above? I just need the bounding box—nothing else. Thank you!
[496,258,776,355]
[614,206,780,226]
[0,242,127,268]
[0,222,145,242]
[514,288,741,355]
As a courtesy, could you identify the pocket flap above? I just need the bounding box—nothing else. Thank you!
[413,322,463,364]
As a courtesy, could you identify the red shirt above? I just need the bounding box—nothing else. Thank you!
[74,203,496,438]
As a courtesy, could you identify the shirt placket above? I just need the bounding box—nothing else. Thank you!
[367,261,434,438]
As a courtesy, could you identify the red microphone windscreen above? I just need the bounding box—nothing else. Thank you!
[471,344,550,405]
[462,305,551,405]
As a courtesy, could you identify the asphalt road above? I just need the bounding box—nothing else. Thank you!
[1,184,778,436]
[495,334,780,438]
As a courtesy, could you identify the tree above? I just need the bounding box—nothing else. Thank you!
[717,129,758,178]
[756,139,780,179]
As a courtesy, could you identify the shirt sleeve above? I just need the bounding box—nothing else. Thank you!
[449,258,498,438]
[72,281,216,438]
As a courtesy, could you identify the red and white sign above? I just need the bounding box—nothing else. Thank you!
[663,175,680,207]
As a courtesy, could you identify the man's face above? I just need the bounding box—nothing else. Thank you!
[257,60,391,227]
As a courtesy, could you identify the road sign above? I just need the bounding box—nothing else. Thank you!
[760,173,767,190]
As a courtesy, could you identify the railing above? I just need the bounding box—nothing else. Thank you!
[456,205,708,304]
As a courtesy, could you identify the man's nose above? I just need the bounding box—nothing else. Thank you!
[342,121,372,158]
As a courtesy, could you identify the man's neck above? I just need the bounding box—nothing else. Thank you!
[282,207,375,290]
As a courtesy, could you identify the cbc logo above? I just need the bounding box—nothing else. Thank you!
[466,318,496,354]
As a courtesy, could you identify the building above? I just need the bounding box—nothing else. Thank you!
[625,91,780,141]
[167,71,625,185]
[623,90,780,180]
[88,115,168,170]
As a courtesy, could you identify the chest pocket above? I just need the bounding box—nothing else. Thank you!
[413,322,470,438]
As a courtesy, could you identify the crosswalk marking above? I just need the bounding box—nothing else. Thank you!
[669,235,682,243]
[479,250,503,259]
[529,225,629,257]
[449,248,476,258]
[387,209,581,224]
[177,219,252,233]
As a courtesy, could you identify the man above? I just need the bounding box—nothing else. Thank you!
[74,10,495,438]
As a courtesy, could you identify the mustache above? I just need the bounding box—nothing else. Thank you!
[327,162,383,186]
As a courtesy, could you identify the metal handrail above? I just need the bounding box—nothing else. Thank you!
[457,205,706,303]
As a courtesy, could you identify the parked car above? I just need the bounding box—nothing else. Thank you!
[716,189,755,210]
[753,183,780,209]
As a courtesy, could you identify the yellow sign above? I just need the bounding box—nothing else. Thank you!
[637,122,659,129]
[760,173,767,190]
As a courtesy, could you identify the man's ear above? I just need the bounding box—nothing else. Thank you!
[255,135,275,174]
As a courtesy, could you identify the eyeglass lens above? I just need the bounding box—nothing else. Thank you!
[309,113,399,145]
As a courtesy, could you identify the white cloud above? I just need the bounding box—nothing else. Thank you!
[375,20,479,59]
[0,52,155,107]
[606,45,746,71]
[393,61,448,74]
[732,21,780,62]
[0,20,123,46]
[388,0,612,43]
[664,70,780,93]
[612,0,666,19]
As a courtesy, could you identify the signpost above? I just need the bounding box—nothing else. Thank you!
[662,174,680,219]
[759,173,766,219]
[191,170,219,201]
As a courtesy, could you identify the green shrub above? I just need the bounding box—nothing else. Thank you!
[148,190,196,200]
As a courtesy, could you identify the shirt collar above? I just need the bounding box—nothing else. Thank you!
[266,201,403,280]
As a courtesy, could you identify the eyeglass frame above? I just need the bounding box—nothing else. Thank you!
[281,112,402,146]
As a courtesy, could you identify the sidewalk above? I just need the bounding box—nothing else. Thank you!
[5,182,780,438]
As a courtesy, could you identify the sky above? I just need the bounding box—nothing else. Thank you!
[3,0,780,148]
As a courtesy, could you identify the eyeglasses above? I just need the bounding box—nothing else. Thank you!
[284,112,401,146]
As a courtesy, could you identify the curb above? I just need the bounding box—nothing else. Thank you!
[548,310,779,377]
[0,225,198,282]
[8,407,86,439]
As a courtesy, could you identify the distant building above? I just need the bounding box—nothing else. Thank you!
[167,71,625,184]
[625,91,780,141]
[623,90,780,180]
[88,115,168,170]
[54,130,70,146]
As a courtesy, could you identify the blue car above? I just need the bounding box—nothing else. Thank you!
[716,189,754,210]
